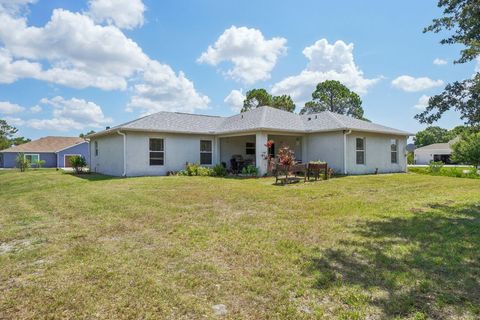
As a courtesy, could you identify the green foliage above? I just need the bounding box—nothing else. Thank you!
[15,153,30,172]
[451,131,480,167]
[0,119,30,150]
[241,89,295,113]
[414,126,449,147]
[241,165,259,177]
[212,164,227,177]
[33,159,46,169]
[79,130,96,138]
[407,152,414,165]
[409,166,479,179]
[416,0,480,126]
[300,80,365,119]
[183,163,215,176]
[428,161,444,174]
[69,156,88,174]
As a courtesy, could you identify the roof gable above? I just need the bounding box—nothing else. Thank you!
[1,136,87,153]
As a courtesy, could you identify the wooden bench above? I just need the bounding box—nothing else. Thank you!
[306,163,328,181]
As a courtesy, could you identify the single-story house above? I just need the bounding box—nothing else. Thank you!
[0,136,89,168]
[87,106,412,177]
[414,138,458,164]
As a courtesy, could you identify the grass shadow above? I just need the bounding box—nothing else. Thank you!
[65,172,121,182]
[305,202,480,318]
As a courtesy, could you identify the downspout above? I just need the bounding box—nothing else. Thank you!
[117,131,127,177]
[343,129,352,175]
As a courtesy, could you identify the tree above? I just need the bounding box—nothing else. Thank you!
[10,137,31,146]
[0,119,18,150]
[451,132,480,168]
[446,125,471,141]
[272,95,296,112]
[414,126,450,147]
[300,80,365,119]
[0,119,30,150]
[241,89,272,112]
[15,153,30,172]
[241,89,296,113]
[69,155,88,174]
[79,130,96,138]
[416,0,480,127]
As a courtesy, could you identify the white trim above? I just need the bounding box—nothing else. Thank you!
[24,153,40,162]
[54,141,89,153]
[148,137,165,167]
[200,139,213,165]
[63,154,82,168]
[355,137,366,165]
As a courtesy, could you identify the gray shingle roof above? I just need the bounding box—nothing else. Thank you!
[90,106,412,137]
[415,138,459,151]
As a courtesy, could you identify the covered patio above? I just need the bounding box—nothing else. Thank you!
[218,132,305,175]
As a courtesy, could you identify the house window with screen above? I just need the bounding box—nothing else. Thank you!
[94,141,98,156]
[246,142,255,155]
[356,138,365,165]
[391,139,398,163]
[25,154,39,164]
[149,138,164,166]
[200,140,212,165]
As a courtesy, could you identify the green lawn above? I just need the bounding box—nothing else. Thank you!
[1,170,479,319]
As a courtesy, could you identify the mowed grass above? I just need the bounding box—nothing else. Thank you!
[0,170,479,319]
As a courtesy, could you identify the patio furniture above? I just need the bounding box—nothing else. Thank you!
[230,155,244,174]
[306,162,328,181]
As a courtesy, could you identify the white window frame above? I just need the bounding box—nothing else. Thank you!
[64,154,82,168]
[356,137,366,165]
[390,139,398,164]
[149,138,165,166]
[200,139,213,165]
[25,154,40,164]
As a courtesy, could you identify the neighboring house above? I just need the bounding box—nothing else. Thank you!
[87,106,412,177]
[414,138,459,165]
[0,136,89,168]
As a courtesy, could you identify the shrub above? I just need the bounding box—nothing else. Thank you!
[33,159,46,169]
[15,153,30,172]
[241,165,259,177]
[69,156,87,174]
[184,163,215,176]
[428,161,444,174]
[213,164,227,177]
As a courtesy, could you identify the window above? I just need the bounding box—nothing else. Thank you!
[356,138,365,165]
[25,154,39,164]
[390,139,398,163]
[149,138,164,166]
[94,141,98,156]
[200,140,212,165]
[246,142,255,155]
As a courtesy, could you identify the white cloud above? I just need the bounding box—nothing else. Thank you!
[88,0,145,30]
[224,89,245,113]
[0,101,25,114]
[27,96,112,131]
[198,26,287,84]
[433,58,447,66]
[0,9,148,90]
[0,7,210,113]
[271,39,379,104]
[414,95,430,110]
[391,75,444,92]
[127,61,210,115]
[0,0,36,15]
[2,116,25,126]
[30,105,41,113]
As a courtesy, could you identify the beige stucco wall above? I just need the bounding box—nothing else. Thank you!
[414,148,451,165]
[125,132,217,176]
[305,131,345,173]
[90,134,124,176]
[346,131,407,174]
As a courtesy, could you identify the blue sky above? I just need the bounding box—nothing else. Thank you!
[0,0,477,140]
